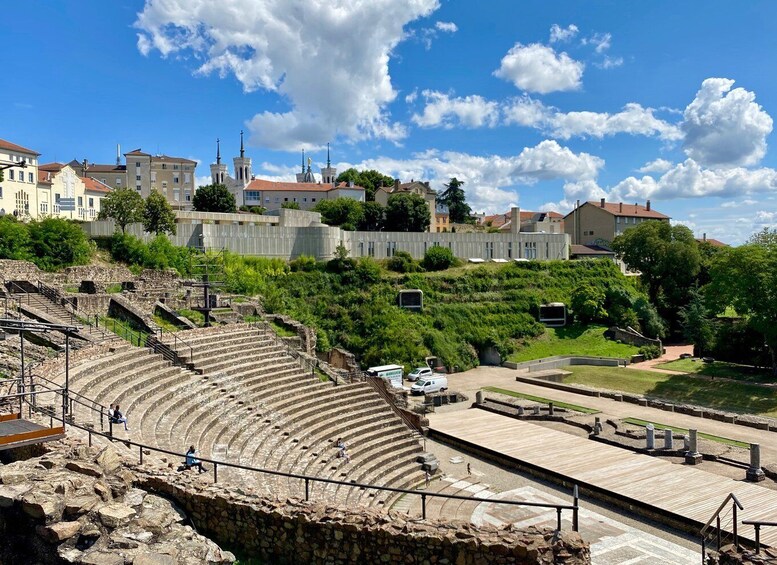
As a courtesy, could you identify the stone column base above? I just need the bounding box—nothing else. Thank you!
[746,467,765,482]
[685,453,702,465]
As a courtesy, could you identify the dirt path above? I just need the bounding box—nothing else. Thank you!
[626,344,693,375]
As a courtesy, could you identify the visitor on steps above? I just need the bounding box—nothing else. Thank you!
[113,405,129,431]
[336,438,346,458]
[186,446,207,473]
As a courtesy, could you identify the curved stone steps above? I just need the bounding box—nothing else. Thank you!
[379,470,428,510]
[159,327,261,355]
[192,343,285,376]
[172,364,316,455]
[80,356,176,409]
[71,349,161,394]
[67,348,150,389]
[338,444,423,505]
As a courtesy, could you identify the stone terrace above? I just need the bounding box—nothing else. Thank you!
[44,323,426,508]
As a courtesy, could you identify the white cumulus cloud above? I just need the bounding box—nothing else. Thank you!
[549,24,578,43]
[411,90,500,128]
[682,78,773,167]
[134,0,440,151]
[504,97,682,141]
[494,43,584,94]
[637,158,674,174]
[435,21,458,33]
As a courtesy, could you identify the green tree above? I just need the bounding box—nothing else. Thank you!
[422,246,457,271]
[143,190,176,236]
[193,184,236,213]
[571,283,607,323]
[707,242,777,375]
[336,168,393,201]
[384,193,430,232]
[98,187,144,233]
[313,197,363,230]
[0,216,31,260]
[612,221,700,332]
[748,227,777,249]
[438,177,472,224]
[679,289,714,357]
[281,201,300,210]
[28,218,92,270]
[358,201,385,231]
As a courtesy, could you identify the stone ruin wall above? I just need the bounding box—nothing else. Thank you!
[137,470,590,565]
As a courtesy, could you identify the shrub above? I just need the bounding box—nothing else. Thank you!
[0,216,31,260]
[386,251,419,273]
[638,345,661,360]
[289,255,319,272]
[571,283,608,323]
[28,218,93,270]
[422,246,457,271]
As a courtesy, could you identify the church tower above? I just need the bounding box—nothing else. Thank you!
[210,138,228,185]
[320,142,337,185]
[232,130,252,187]
[295,149,316,183]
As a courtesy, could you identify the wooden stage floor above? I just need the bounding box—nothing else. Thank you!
[429,409,777,547]
[0,414,64,450]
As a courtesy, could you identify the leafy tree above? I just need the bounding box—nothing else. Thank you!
[632,296,666,338]
[0,216,31,260]
[27,218,92,270]
[422,246,457,271]
[384,193,430,232]
[748,227,777,249]
[612,221,700,333]
[193,184,236,213]
[143,190,176,236]
[358,201,385,231]
[571,283,607,323]
[281,201,300,210]
[438,177,472,224]
[679,289,714,357]
[707,242,777,375]
[336,168,393,201]
[313,197,363,230]
[98,187,144,232]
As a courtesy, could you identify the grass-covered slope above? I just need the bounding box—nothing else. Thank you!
[508,325,639,362]
[255,259,637,371]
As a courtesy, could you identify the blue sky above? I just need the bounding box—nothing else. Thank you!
[4,0,777,243]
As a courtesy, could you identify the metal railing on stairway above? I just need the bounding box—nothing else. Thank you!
[18,376,581,529]
[741,519,777,555]
[701,493,743,559]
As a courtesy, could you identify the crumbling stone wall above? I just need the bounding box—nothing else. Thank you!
[61,265,134,283]
[136,471,590,565]
[266,313,317,355]
[0,259,44,283]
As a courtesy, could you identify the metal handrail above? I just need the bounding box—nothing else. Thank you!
[700,493,743,557]
[701,493,743,535]
[22,379,579,529]
[156,326,194,363]
[742,519,777,555]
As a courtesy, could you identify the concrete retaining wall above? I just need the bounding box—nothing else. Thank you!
[504,355,627,371]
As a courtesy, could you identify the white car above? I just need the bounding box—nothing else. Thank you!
[407,367,433,381]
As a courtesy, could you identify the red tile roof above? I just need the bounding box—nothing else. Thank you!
[696,238,728,247]
[83,177,112,194]
[87,164,126,173]
[37,170,53,185]
[245,178,365,192]
[0,138,40,156]
[125,149,151,157]
[152,154,197,164]
[39,162,65,172]
[571,244,616,256]
[567,201,670,220]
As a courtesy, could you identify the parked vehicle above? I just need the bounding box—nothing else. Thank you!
[407,367,433,381]
[366,364,404,388]
[410,376,449,395]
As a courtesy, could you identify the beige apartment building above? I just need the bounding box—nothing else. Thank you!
[563,199,670,247]
[243,179,365,211]
[69,158,126,190]
[0,138,40,219]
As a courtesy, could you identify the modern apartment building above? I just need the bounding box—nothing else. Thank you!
[563,199,670,247]
[0,138,40,219]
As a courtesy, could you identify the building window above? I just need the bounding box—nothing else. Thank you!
[55,193,61,203]
[387,241,397,257]
[368,241,375,257]
[173,175,179,185]
[77,196,83,207]
[161,164,167,170]
[162,181,168,189]
[246,190,260,201]
[0,187,3,198]
[40,202,48,214]
[312,198,316,202]
[116,178,121,185]
[185,191,191,202]
[284,197,289,202]
[28,172,33,183]
[173,164,179,170]
[508,241,512,259]
[303,197,307,202]
[151,172,157,182]
[173,190,180,201]
[136,175,141,181]
[8,170,13,181]
[524,242,537,260]
[274,197,280,203]
[136,185,142,191]
[88,197,94,208]
[616,216,620,224]
[265,197,270,203]
[184,173,191,184]
[135,162,140,168]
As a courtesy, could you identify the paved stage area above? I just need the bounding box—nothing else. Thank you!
[429,409,777,547]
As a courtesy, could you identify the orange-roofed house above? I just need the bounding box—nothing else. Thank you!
[243,178,365,211]
[563,199,670,247]
[36,163,110,221]
[0,137,41,219]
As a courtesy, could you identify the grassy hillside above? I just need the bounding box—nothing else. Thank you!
[508,325,639,362]
[255,259,638,371]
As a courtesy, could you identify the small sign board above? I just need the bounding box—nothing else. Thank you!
[59,198,76,211]
[398,289,423,311]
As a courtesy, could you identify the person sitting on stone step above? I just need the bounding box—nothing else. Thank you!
[185,446,207,473]
[113,405,129,431]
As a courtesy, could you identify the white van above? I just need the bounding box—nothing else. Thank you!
[407,367,433,382]
[410,376,449,395]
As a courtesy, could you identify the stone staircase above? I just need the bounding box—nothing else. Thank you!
[45,323,425,508]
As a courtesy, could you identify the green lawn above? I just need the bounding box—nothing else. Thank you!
[656,358,773,383]
[563,366,777,418]
[269,320,298,337]
[178,309,205,327]
[508,324,639,362]
[482,386,600,414]
[623,417,749,448]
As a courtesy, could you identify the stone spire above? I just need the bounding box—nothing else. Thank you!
[240,130,245,159]
[327,142,331,168]
[320,142,337,186]
[216,138,221,165]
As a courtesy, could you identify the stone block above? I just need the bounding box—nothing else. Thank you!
[22,491,63,521]
[36,520,81,543]
[95,445,123,475]
[65,461,103,478]
[64,494,101,516]
[0,483,31,507]
[133,554,176,565]
[78,551,126,565]
[98,503,136,528]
